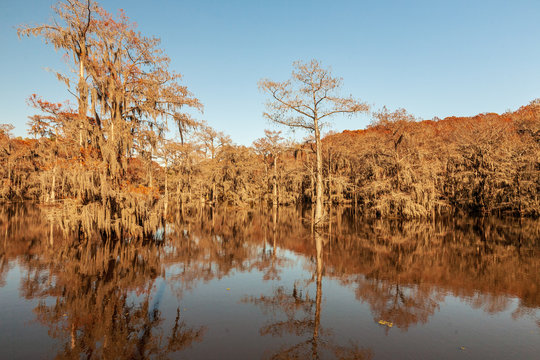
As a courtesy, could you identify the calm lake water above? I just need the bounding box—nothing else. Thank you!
[0,205,539,359]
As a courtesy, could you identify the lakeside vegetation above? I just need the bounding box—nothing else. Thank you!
[1,0,539,240]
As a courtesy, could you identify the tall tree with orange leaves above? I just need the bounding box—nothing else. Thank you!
[18,0,201,239]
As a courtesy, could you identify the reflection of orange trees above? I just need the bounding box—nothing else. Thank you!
[168,206,540,326]
[25,238,204,359]
[182,206,539,330]
[2,205,204,359]
[0,204,51,287]
[321,210,540,328]
[2,203,539,355]
[33,293,204,359]
[248,207,293,281]
[39,241,204,359]
[246,286,373,360]
[243,232,373,360]
[355,281,441,331]
[162,207,298,294]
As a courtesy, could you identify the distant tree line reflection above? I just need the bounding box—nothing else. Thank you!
[0,204,538,358]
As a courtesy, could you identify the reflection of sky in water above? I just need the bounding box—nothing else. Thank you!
[0,263,59,359]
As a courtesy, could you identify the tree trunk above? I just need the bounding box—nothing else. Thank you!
[272,156,277,207]
[314,119,323,225]
[50,166,56,203]
[78,53,88,148]
[310,167,315,203]
[49,222,54,247]
[164,167,168,217]
[149,148,153,188]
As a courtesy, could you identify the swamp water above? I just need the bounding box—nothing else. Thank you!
[0,205,539,359]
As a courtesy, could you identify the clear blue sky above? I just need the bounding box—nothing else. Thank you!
[1,0,540,145]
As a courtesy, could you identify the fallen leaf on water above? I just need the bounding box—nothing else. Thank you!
[377,320,393,328]
[226,288,230,291]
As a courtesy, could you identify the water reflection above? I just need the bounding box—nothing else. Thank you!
[0,204,539,359]
[243,230,373,359]
[2,205,204,359]
[322,210,540,327]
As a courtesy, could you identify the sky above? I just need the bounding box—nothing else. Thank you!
[1,0,540,145]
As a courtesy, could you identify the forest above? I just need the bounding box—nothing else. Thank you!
[2,0,539,240]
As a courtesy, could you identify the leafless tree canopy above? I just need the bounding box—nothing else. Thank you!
[260,60,369,224]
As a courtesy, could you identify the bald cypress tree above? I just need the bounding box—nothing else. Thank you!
[19,0,201,239]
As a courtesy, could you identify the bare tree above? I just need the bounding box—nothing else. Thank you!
[259,59,368,224]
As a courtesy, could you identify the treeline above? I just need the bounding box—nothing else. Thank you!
[323,104,540,218]
[2,0,539,239]
[1,102,539,217]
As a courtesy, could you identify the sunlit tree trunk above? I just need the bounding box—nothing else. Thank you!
[49,221,54,247]
[78,53,88,147]
[50,165,56,203]
[273,156,278,207]
[164,167,169,217]
[71,323,76,349]
[314,121,323,224]
[149,148,154,188]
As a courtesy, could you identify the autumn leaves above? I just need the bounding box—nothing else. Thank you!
[4,1,539,241]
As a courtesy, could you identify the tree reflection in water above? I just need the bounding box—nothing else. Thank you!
[0,203,539,359]
[2,204,205,359]
[319,208,540,330]
[243,230,373,360]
